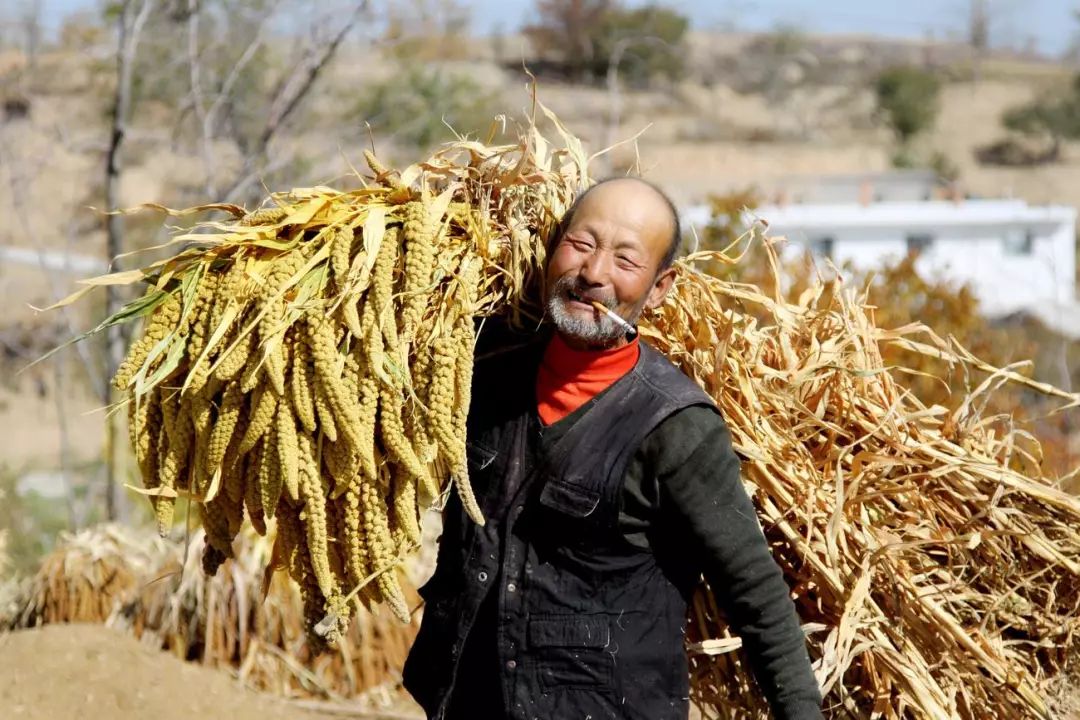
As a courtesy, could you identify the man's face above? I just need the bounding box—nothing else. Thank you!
[544,179,677,349]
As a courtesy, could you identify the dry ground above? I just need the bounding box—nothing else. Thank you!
[0,623,423,720]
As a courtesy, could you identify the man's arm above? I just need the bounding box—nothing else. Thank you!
[648,407,823,719]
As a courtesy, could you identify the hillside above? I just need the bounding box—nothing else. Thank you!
[0,27,1077,503]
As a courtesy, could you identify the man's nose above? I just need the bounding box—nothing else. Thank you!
[578,248,612,286]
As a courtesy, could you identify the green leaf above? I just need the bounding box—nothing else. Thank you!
[142,333,188,389]
[23,287,169,373]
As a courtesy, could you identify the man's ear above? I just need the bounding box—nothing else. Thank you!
[645,266,676,310]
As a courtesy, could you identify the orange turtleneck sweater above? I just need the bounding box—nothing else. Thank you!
[535,334,640,426]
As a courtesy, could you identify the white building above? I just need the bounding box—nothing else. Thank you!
[685,198,1078,336]
[768,170,940,204]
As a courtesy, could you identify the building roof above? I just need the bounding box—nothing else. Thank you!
[683,200,1077,233]
[1028,301,1080,340]
[745,200,1077,232]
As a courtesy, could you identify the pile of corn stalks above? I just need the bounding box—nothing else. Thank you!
[50,106,1080,717]
[4,523,421,700]
[646,253,1080,717]
[4,524,162,627]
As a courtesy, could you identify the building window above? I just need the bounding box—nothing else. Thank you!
[810,236,834,259]
[1003,230,1035,256]
[905,233,934,255]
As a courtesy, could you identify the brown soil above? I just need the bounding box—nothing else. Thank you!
[0,624,422,720]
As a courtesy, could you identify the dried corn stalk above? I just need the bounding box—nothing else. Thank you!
[643,244,1080,719]
[5,525,164,627]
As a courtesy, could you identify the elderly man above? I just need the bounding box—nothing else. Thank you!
[403,177,823,719]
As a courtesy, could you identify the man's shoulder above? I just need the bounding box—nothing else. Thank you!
[651,404,727,444]
[636,341,716,411]
[640,403,736,478]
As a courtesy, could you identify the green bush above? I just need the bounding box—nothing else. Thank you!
[524,1,688,85]
[356,65,501,151]
[591,5,688,85]
[0,467,74,578]
[999,76,1080,161]
[874,66,941,145]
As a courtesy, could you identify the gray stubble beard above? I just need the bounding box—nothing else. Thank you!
[545,275,645,348]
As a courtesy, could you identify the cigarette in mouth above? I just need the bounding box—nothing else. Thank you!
[590,300,638,337]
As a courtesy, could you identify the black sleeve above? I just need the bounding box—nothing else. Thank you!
[648,406,823,719]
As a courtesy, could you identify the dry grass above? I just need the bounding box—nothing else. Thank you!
[5,524,159,626]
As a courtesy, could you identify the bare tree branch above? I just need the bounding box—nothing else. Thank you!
[220,152,292,206]
[203,0,280,131]
[186,0,216,195]
[260,7,363,150]
[103,0,158,522]
[0,133,106,402]
[221,0,369,203]
[190,0,281,197]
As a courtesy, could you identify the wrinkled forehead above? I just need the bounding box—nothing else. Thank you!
[563,179,675,252]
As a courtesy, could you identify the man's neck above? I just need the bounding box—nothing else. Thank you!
[555,331,631,352]
[536,333,640,426]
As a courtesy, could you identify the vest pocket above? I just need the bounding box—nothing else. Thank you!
[528,614,614,691]
[538,477,602,518]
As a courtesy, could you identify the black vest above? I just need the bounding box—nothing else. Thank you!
[403,330,716,720]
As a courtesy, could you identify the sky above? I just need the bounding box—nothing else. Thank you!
[31,0,1080,57]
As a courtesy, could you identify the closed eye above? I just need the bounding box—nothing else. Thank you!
[565,238,594,253]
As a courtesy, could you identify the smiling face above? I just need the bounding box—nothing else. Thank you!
[544,178,678,350]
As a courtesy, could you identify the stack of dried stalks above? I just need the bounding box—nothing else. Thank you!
[643,249,1080,718]
[5,524,420,700]
[127,526,423,699]
[7,524,164,627]
[49,106,1080,717]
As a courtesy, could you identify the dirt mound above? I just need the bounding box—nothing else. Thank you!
[0,623,417,720]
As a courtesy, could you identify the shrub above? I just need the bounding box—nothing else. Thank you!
[356,65,501,150]
[874,65,941,146]
[523,1,688,85]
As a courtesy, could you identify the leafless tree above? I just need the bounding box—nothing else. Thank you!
[969,0,989,82]
[523,0,613,80]
[963,0,1024,78]
[103,0,157,521]
[6,0,372,527]
[0,133,104,530]
[15,0,42,68]
[185,0,281,198]
[179,0,371,204]
[969,0,990,52]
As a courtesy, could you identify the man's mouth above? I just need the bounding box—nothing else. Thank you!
[566,289,605,310]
